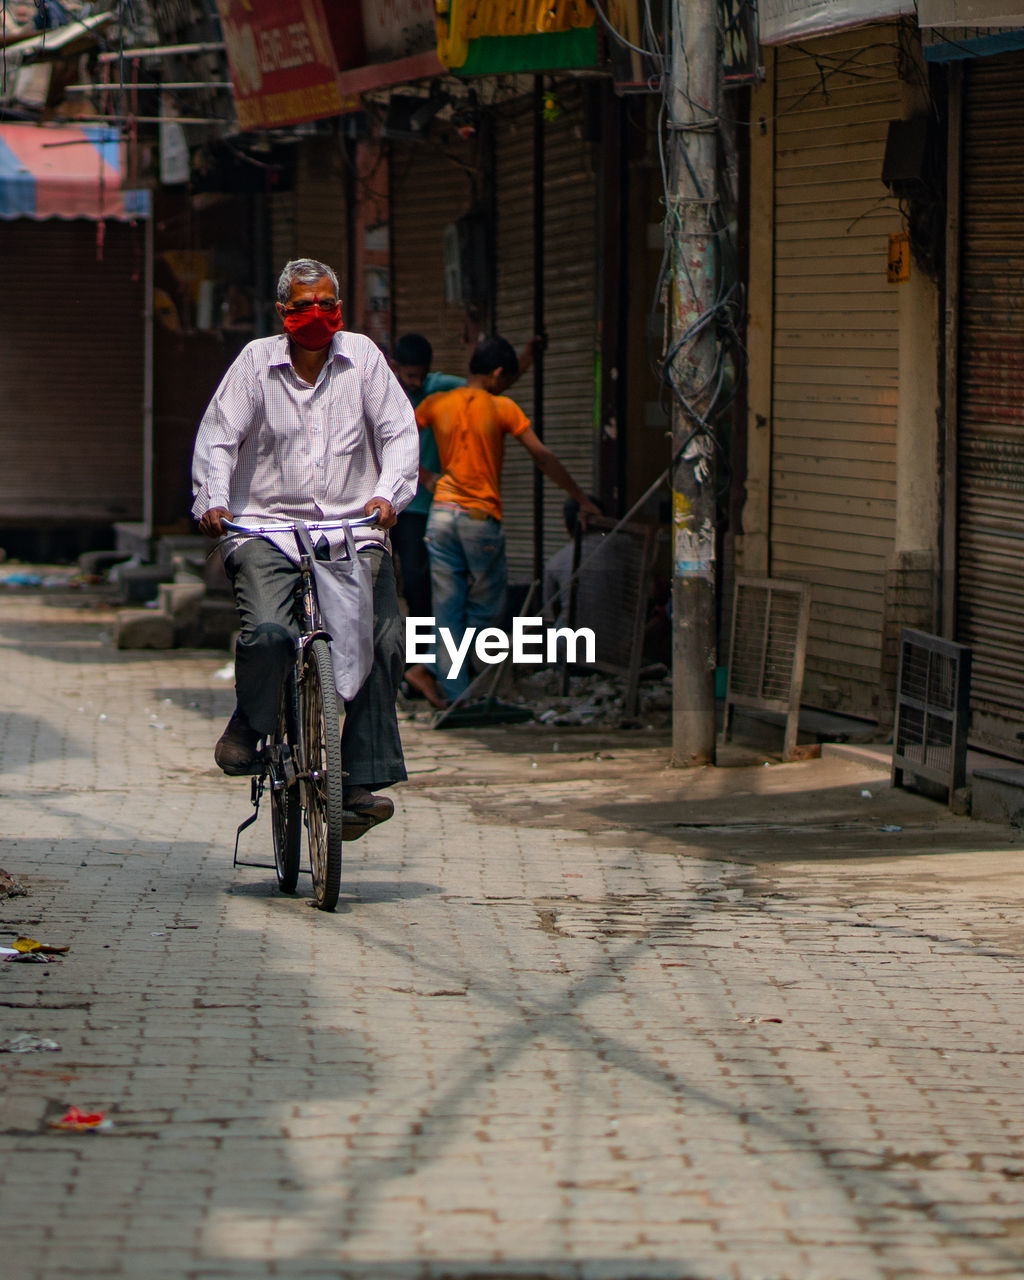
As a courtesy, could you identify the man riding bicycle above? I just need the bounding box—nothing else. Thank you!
[191,258,419,837]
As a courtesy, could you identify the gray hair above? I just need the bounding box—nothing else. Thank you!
[276,258,339,304]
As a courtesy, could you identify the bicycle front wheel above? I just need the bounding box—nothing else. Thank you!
[301,637,344,911]
[270,670,301,894]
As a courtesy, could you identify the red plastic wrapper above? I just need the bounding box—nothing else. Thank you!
[50,1107,112,1132]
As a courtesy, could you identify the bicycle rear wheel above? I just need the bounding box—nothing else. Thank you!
[301,637,344,911]
[270,670,301,894]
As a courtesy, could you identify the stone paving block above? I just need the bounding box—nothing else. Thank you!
[9,590,1024,1278]
[579,1260,729,1280]
[880,1251,969,1274]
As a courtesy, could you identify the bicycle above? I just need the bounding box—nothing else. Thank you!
[226,515,378,912]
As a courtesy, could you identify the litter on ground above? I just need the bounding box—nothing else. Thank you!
[50,1107,113,1133]
[11,935,70,954]
[0,869,27,900]
[0,1033,61,1053]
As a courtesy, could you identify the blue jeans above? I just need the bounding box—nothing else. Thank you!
[425,505,507,700]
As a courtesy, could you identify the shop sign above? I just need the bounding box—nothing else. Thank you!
[436,0,595,69]
[216,0,350,130]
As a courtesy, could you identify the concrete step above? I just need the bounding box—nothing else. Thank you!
[78,549,132,579]
[728,706,880,753]
[155,534,208,568]
[194,599,240,649]
[115,589,238,651]
[157,582,206,618]
[971,767,1024,827]
[171,552,205,585]
[115,564,175,604]
[114,608,175,650]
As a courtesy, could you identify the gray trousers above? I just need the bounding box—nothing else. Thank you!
[224,539,407,791]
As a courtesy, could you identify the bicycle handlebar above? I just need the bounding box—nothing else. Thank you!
[222,515,381,535]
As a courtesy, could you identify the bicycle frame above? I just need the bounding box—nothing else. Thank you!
[229,515,378,872]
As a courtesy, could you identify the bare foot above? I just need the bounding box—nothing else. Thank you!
[405,664,450,709]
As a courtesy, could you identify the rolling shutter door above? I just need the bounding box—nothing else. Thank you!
[494,100,535,582]
[390,134,479,377]
[495,91,598,583]
[0,221,144,524]
[958,53,1024,755]
[770,29,902,718]
[270,138,349,293]
[270,189,297,279]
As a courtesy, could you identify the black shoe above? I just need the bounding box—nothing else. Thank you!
[214,710,261,776]
[342,787,394,841]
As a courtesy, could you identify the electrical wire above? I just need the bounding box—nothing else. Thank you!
[646,3,749,530]
[590,0,664,62]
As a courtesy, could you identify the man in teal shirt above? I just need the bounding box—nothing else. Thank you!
[390,334,464,707]
[390,331,540,707]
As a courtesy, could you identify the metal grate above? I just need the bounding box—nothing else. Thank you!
[720,577,811,760]
[561,516,661,718]
[892,629,972,803]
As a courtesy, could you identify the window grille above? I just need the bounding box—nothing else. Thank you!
[891,628,971,804]
[719,577,811,761]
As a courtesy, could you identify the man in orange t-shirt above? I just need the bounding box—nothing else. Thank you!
[415,336,599,702]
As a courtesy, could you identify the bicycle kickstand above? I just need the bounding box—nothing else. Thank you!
[233,774,266,867]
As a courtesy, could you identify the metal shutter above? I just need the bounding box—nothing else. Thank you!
[495,90,598,584]
[958,52,1024,755]
[770,28,902,718]
[270,138,349,293]
[270,189,297,279]
[390,132,479,378]
[0,221,144,525]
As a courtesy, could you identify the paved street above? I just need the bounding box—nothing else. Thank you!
[5,584,1024,1279]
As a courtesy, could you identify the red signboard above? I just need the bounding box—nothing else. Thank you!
[216,0,359,130]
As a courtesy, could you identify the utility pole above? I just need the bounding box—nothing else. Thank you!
[667,0,720,766]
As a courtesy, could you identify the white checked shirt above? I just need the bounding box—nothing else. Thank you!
[191,330,418,560]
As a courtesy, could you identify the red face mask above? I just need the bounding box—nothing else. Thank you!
[283,304,344,351]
